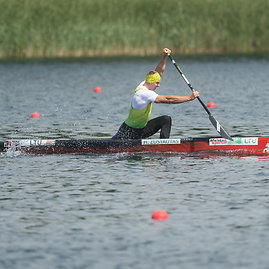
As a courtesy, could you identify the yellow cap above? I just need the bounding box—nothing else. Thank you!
[145,72,161,83]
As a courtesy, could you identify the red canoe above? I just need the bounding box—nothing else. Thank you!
[1,137,269,156]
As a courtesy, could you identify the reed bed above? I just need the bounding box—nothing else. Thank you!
[0,0,268,58]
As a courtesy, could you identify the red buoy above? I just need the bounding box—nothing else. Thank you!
[94,87,102,93]
[152,210,169,221]
[31,112,40,118]
[207,102,216,108]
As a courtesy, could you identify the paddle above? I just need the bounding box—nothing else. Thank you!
[168,54,233,141]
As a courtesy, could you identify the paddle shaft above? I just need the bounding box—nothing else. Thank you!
[168,54,211,115]
[168,54,233,140]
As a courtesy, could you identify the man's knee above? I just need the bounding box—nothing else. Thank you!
[162,115,172,125]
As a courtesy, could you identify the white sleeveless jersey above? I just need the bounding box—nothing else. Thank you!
[131,81,158,110]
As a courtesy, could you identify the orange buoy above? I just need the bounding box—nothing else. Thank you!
[31,112,40,118]
[207,102,216,108]
[94,87,102,93]
[152,210,169,221]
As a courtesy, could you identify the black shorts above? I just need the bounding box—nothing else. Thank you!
[112,115,172,139]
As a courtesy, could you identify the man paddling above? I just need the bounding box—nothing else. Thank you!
[112,48,199,140]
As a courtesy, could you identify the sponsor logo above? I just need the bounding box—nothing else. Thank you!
[209,137,258,146]
[141,139,181,145]
[6,140,55,147]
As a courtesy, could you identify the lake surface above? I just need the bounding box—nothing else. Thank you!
[0,55,269,269]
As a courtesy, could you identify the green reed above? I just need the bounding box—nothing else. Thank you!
[0,0,268,58]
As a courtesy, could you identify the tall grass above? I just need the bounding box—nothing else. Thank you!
[0,0,268,58]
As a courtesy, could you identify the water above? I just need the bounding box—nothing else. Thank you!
[0,55,269,269]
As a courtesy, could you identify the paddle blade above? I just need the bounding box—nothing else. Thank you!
[209,114,233,141]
